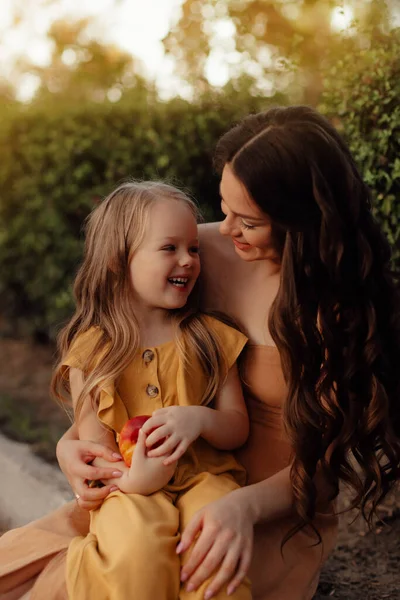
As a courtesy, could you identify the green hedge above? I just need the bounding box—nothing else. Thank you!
[320,28,400,273]
[0,94,268,336]
[1,26,399,339]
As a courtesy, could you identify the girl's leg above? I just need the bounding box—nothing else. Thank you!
[67,490,180,600]
[177,473,252,600]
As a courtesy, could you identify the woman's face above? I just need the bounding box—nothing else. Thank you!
[219,164,279,262]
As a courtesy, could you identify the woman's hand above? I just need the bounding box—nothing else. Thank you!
[178,488,254,598]
[117,429,177,494]
[56,436,123,511]
[142,406,203,465]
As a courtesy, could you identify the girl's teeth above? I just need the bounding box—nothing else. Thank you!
[168,277,188,288]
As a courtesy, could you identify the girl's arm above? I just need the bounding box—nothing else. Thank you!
[195,362,249,450]
[142,363,249,463]
[64,369,178,497]
[58,369,124,509]
[69,368,177,494]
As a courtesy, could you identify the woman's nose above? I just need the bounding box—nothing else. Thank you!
[219,215,239,237]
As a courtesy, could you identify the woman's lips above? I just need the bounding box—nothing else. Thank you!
[233,238,251,251]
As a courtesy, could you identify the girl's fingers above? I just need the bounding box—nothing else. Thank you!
[145,425,170,447]
[152,408,167,416]
[226,545,252,595]
[141,414,165,433]
[134,429,147,456]
[163,441,187,465]
[147,434,178,457]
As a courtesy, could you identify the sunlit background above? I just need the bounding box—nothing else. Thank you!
[1,0,399,104]
[1,0,400,338]
[1,0,184,101]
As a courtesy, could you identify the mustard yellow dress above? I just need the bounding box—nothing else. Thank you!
[62,316,251,600]
[0,340,338,600]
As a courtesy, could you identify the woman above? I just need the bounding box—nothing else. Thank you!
[1,105,399,600]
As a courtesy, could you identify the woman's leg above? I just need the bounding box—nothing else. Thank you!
[67,489,181,600]
[177,473,252,600]
[0,500,85,599]
[1,579,35,600]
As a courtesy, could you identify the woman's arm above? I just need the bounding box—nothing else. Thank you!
[178,466,294,598]
[56,423,124,511]
[179,461,335,597]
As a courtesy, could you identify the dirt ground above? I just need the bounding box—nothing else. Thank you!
[0,336,399,599]
[315,493,400,599]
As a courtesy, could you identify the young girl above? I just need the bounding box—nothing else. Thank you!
[51,181,251,600]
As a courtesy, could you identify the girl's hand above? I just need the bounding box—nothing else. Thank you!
[142,406,203,465]
[117,429,177,494]
[177,489,254,598]
[56,437,123,511]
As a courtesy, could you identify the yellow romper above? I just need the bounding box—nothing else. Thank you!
[64,316,252,600]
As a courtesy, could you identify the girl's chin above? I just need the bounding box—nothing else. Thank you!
[165,288,192,308]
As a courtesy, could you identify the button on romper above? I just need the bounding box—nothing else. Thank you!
[63,316,251,600]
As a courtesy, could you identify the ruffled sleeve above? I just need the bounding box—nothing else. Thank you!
[203,315,248,377]
[97,384,129,433]
[176,315,248,408]
[61,327,104,371]
[61,328,128,433]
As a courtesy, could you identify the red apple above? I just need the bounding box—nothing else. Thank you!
[118,415,165,467]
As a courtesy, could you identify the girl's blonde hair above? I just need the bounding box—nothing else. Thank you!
[52,181,228,423]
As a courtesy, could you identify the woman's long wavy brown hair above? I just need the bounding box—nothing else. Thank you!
[52,181,229,425]
[215,106,400,537]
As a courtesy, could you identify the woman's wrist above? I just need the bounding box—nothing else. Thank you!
[236,485,262,525]
[239,467,294,525]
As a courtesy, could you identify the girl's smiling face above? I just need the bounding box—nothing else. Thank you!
[219,164,279,262]
[129,198,200,314]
